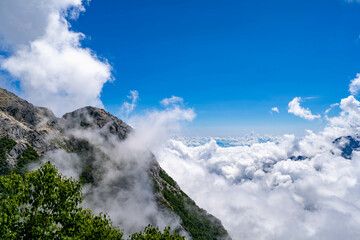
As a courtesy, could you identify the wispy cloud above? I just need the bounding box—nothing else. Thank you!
[303,96,317,100]
[119,90,139,118]
[160,96,184,107]
[288,97,320,120]
[324,103,340,114]
[271,107,279,113]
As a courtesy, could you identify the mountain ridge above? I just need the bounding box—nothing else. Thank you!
[0,88,231,240]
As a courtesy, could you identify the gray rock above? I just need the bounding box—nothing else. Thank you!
[0,88,56,128]
[61,106,132,140]
[6,142,28,167]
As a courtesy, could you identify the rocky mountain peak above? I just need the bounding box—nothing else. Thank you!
[61,106,132,140]
[0,88,56,128]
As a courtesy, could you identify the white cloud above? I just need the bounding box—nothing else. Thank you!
[119,90,139,118]
[128,97,196,149]
[155,94,360,239]
[0,0,112,116]
[0,0,84,48]
[271,107,279,113]
[325,103,340,114]
[303,96,317,100]
[349,73,360,95]
[160,96,184,107]
[288,97,320,120]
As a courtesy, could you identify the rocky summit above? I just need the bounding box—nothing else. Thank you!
[0,88,231,240]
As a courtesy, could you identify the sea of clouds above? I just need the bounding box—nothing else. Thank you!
[155,95,360,240]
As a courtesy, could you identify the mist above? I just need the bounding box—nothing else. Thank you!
[27,99,195,236]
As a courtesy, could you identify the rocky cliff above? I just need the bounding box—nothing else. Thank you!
[0,88,231,240]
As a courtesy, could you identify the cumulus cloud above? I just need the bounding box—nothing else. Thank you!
[349,73,360,95]
[271,107,279,113]
[0,0,84,48]
[160,96,184,106]
[119,90,139,118]
[0,0,112,116]
[155,93,360,239]
[288,97,320,120]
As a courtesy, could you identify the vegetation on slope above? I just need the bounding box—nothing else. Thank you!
[130,225,185,240]
[157,170,229,240]
[14,143,40,175]
[0,162,185,240]
[0,135,228,239]
[0,136,40,176]
[0,136,16,175]
[159,169,177,188]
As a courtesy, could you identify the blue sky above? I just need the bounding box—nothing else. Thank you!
[2,0,360,136]
[68,0,360,136]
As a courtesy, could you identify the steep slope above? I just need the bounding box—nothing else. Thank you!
[0,88,231,240]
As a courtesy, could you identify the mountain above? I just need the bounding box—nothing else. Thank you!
[333,135,360,160]
[0,88,231,240]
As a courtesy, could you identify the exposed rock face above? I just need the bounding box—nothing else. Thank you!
[61,106,131,140]
[5,142,28,168]
[0,89,56,154]
[333,135,360,159]
[0,88,56,128]
[0,88,231,240]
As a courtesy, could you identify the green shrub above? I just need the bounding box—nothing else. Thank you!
[0,162,185,240]
[129,225,185,240]
[14,144,40,175]
[0,136,17,175]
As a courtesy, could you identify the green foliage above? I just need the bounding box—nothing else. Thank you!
[159,169,177,188]
[0,136,16,175]
[0,137,41,176]
[129,225,185,240]
[0,162,123,239]
[14,144,40,175]
[0,162,186,240]
[159,175,228,240]
[79,164,95,184]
